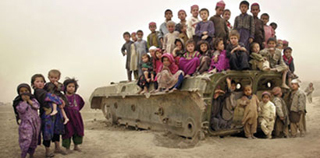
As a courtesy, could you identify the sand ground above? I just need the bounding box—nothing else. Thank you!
[1,97,320,158]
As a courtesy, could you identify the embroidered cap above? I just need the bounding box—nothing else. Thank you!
[261,91,271,98]
[216,1,226,9]
[272,87,282,96]
[149,22,156,27]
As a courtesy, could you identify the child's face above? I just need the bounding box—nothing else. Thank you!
[200,43,208,52]
[142,56,149,63]
[167,24,175,33]
[19,87,30,95]
[200,10,209,21]
[240,4,248,14]
[231,83,236,91]
[33,77,45,89]
[267,41,276,49]
[156,51,162,59]
[291,83,299,91]
[252,43,260,53]
[162,57,171,67]
[149,25,156,32]
[191,7,199,18]
[150,50,156,57]
[181,25,187,33]
[244,87,252,96]
[137,32,143,39]
[271,24,277,30]
[261,15,269,25]
[223,11,230,20]
[66,83,76,95]
[230,36,239,46]
[175,41,182,50]
[124,34,130,42]
[216,7,224,16]
[284,49,292,58]
[262,95,270,103]
[131,33,137,41]
[165,11,173,21]
[250,5,260,17]
[178,11,186,21]
[186,43,195,52]
[216,40,225,51]
[277,41,283,49]
[49,74,60,83]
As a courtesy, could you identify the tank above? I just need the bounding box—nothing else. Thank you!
[90,70,283,139]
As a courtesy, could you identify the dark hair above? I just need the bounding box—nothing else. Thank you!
[213,38,223,49]
[165,9,172,15]
[174,38,185,52]
[123,32,130,37]
[142,54,151,61]
[197,40,210,53]
[229,30,240,39]
[270,22,277,28]
[223,9,231,15]
[63,78,79,93]
[267,37,277,44]
[283,47,293,53]
[186,39,195,46]
[48,69,61,78]
[240,1,250,7]
[199,8,209,15]
[137,30,143,34]
[31,74,46,89]
[250,42,260,52]
[261,13,269,18]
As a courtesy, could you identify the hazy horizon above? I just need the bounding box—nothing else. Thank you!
[1,0,320,103]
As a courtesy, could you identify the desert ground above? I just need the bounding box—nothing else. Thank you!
[1,96,320,158]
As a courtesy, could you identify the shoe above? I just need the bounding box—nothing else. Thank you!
[45,152,54,158]
[55,149,67,155]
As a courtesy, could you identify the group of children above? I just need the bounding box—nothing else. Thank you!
[121,1,296,94]
[13,70,84,158]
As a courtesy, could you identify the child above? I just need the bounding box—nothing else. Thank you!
[175,10,187,33]
[226,30,250,70]
[236,85,260,139]
[305,82,315,103]
[234,1,255,51]
[172,38,185,65]
[163,21,179,54]
[283,47,297,83]
[289,79,307,137]
[221,78,237,128]
[158,9,173,46]
[44,69,69,124]
[260,38,290,89]
[197,40,213,74]
[209,38,230,73]
[210,1,229,45]
[250,3,265,49]
[121,32,135,81]
[223,9,232,32]
[277,39,283,50]
[260,13,275,48]
[62,78,85,152]
[258,91,276,139]
[283,40,289,49]
[187,5,200,39]
[147,22,161,48]
[179,24,189,44]
[211,86,228,131]
[249,42,270,71]
[130,32,139,80]
[137,54,154,94]
[135,30,148,76]
[13,83,41,158]
[179,39,201,77]
[272,87,290,138]
[156,53,184,92]
[195,8,215,44]
[270,22,277,38]
[31,74,66,157]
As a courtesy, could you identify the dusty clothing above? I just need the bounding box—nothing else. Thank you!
[305,86,314,103]
[289,89,307,136]
[179,32,189,44]
[135,39,148,76]
[249,52,270,70]
[121,40,134,70]
[260,48,288,72]
[158,21,169,40]
[187,17,200,39]
[233,13,255,50]
[130,43,138,72]
[147,31,161,48]
[258,101,276,136]
[221,88,236,128]
[209,15,229,44]
[226,43,250,70]
[163,31,179,54]
[253,17,265,49]
[211,95,228,131]
[263,25,275,48]
[273,97,290,137]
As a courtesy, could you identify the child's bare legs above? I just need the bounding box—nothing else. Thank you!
[144,71,150,82]
[45,147,54,157]
[61,107,69,124]
[281,69,290,89]
[50,103,58,116]
[54,141,67,155]
[74,144,81,152]
[141,86,148,94]
[151,73,155,82]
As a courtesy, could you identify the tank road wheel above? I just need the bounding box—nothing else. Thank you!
[101,104,117,124]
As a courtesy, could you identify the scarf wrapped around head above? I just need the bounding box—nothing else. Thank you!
[282,47,293,65]
[12,83,34,125]
[160,53,179,74]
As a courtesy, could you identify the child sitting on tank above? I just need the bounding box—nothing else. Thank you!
[249,42,270,71]
[283,47,298,82]
[137,54,155,94]
[209,38,229,73]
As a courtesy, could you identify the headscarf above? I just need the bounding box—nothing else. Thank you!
[12,83,34,125]
[160,53,179,74]
[152,48,163,73]
[282,47,293,65]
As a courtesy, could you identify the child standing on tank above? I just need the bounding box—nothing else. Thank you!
[187,5,200,39]
[210,1,229,45]
[195,8,215,45]
[175,10,187,33]
[158,9,173,47]
[223,9,232,32]
[130,32,139,80]
[135,30,148,76]
[250,3,265,49]
[121,32,134,81]
[147,22,161,49]
[261,13,275,48]
[163,21,179,54]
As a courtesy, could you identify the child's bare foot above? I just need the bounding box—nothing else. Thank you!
[50,109,58,116]
[252,135,257,139]
[146,78,150,82]
[141,90,148,94]
[164,88,170,92]
[74,146,81,152]
[281,84,290,89]
[184,74,191,78]
[66,148,73,154]
[169,88,177,93]
[54,149,67,155]
[64,118,69,124]
[262,67,271,71]
[45,152,54,158]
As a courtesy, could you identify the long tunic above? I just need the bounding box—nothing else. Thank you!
[195,21,215,38]
[130,43,138,71]
[237,95,259,125]
[158,22,169,40]
[210,15,229,43]
[260,48,287,72]
[305,86,314,103]
[209,50,230,72]
[179,51,201,75]
[234,13,255,50]
[187,17,200,39]
[135,40,148,76]
[62,94,85,139]
[253,17,265,49]
[273,96,290,136]
[121,40,134,70]
[263,25,275,48]
[258,101,276,135]
[147,32,161,48]
[163,31,179,54]
[16,99,41,156]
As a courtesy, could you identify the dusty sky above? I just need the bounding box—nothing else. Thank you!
[1,0,319,102]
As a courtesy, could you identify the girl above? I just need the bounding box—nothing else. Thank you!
[153,48,163,74]
[62,78,85,152]
[179,39,201,77]
[258,91,276,139]
[137,54,154,94]
[223,9,232,32]
[197,40,213,74]
[249,42,270,71]
[209,38,229,73]
[13,83,41,158]
[31,74,66,157]
[172,38,185,65]
[156,53,184,92]
[236,85,260,139]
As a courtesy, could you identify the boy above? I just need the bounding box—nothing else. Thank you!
[163,21,179,54]
[135,30,148,76]
[261,13,275,48]
[187,5,200,39]
[195,8,215,44]
[147,22,161,49]
[234,1,255,51]
[210,0,229,45]
[221,78,237,128]
[250,3,265,49]
[130,32,139,80]
[175,10,187,33]
[270,22,277,38]
[178,24,189,44]
[259,91,276,139]
[283,40,289,49]
[260,38,289,89]
[223,9,232,32]
[289,79,307,137]
[121,32,134,81]
[226,30,250,70]
[272,87,290,138]
[158,9,173,47]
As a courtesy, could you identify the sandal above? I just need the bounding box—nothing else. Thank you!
[54,149,67,155]
[45,152,54,158]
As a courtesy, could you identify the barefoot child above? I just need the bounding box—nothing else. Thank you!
[187,5,200,39]
[13,84,41,158]
[137,54,154,94]
[121,32,134,81]
[62,78,85,152]
[179,39,201,77]
[44,69,69,124]
[249,42,270,71]
[258,91,276,139]
[209,38,229,73]
[236,85,260,139]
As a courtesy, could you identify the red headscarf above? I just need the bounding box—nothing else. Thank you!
[160,53,179,74]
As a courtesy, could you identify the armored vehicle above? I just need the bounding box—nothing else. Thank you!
[90,71,283,139]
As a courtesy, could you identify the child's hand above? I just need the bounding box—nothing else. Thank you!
[203,31,208,35]
[142,68,148,71]
[146,78,150,82]
[54,81,59,87]
[21,95,30,102]
[240,47,247,52]
[226,77,231,84]
[202,35,208,40]
[213,56,218,63]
